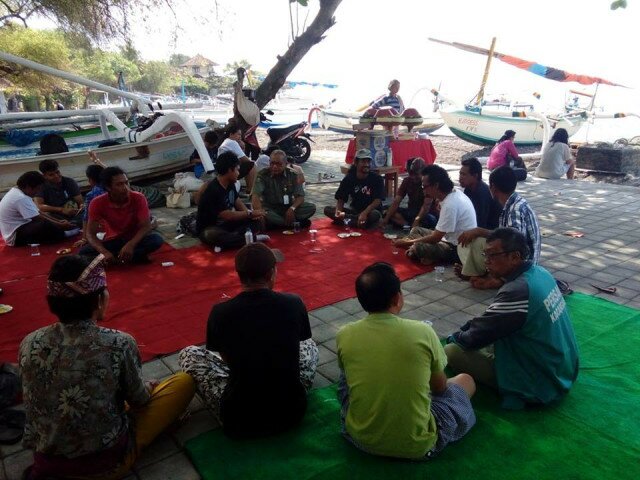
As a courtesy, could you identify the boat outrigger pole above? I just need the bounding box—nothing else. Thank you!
[0,50,215,172]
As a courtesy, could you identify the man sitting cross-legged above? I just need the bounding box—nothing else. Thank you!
[445,228,579,410]
[0,171,79,247]
[324,149,385,229]
[337,262,476,459]
[35,157,84,228]
[79,167,163,265]
[179,243,319,439]
[196,151,267,249]
[20,254,195,479]
[251,149,316,229]
[456,166,541,289]
[393,164,476,265]
[380,156,438,230]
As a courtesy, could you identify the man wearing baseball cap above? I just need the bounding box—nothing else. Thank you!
[179,243,319,438]
[324,149,385,228]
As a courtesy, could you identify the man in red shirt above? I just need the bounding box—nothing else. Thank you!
[80,167,163,264]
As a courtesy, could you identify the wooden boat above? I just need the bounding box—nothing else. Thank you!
[429,38,625,146]
[311,107,443,135]
[0,51,214,197]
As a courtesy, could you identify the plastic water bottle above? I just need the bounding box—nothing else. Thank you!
[434,266,444,283]
[244,228,254,245]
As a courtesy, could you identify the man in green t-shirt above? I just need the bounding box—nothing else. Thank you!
[336,263,476,459]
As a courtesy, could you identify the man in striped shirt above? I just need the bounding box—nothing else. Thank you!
[456,166,541,289]
[445,228,579,410]
[369,79,405,113]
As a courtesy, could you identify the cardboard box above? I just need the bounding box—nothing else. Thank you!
[355,131,391,168]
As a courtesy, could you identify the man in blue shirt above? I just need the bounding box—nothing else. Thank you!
[457,166,541,288]
[446,228,579,410]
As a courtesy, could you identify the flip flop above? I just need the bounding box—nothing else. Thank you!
[590,284,617,295]
[556,280,573,295]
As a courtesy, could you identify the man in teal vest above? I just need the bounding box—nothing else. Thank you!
[445,227,579,410]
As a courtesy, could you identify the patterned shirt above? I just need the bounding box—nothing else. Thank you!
[19,320,150,457]
[499,192,541,264]
[370,94,405,113]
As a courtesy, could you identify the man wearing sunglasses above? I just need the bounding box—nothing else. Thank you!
[445,228,579,410]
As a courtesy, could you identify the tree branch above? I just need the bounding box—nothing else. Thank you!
[255,0,342,109]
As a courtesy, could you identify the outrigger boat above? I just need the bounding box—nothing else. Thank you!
[429,38,627,146]
[0,51,214,196]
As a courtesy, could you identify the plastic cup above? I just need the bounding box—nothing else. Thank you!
[29,244,40,257]
[293,221,301,233]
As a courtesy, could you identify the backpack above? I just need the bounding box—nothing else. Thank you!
[176,211,198,236]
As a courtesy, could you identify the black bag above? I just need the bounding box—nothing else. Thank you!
[0,364,19,410]
[176,211,198,237]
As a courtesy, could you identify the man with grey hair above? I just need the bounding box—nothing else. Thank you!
[445,227,579,410]
[251,149,316,229]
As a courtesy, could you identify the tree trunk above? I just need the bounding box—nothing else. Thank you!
[253,0,342,110]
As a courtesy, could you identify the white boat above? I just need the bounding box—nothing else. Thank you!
[437,104,585,147]
[311,107,444,135]
[0,51,214,196]
[429,37,625,146]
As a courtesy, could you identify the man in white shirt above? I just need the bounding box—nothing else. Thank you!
[393,165,477,265]
[0,171,77,246]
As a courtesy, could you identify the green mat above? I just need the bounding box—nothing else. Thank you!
[185,293,640,479]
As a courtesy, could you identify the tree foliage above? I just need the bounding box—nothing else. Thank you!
[0,0,181,42]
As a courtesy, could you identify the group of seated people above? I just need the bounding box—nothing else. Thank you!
[2,125,584,477]
[16,228,579,476]
[489,128,576,181]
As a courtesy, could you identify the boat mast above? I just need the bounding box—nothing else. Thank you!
[472,37,496,106]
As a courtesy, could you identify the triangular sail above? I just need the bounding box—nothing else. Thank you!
[429,38,625,87]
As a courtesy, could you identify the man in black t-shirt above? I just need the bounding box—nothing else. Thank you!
[178,243,319,439]
[195,152,265,249]
[324,149,385,228]
[35,158,84,228]
[458,158,501,229]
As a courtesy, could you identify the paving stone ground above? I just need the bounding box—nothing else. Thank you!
[3,148,640,479]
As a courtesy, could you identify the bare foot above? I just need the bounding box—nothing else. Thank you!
[470,276,504,290]
[454,263,470,281]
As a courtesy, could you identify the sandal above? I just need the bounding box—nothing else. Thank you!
[590,284,617,295]
[556,280,574,296]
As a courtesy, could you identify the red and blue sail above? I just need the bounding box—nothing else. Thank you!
[429,38,624,87]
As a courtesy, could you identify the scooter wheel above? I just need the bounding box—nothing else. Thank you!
[292,137,311,164]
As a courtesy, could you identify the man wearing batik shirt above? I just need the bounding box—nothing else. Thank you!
[457,166,541,289]
[446,228,578,410]
[19,255,194,479]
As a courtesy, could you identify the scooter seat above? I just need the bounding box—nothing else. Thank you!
[267,123,304,139]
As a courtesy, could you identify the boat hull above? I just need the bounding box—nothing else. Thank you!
[440,109,584,146]
[316,109,444,135]
[0,128,207,196]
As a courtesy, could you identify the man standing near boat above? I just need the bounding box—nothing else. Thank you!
[80,167,163,265]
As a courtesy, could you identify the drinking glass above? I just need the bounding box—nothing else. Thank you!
[29,244,40,257]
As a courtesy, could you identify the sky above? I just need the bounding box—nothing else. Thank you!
[27,0,640,139]
[106,0,639,111]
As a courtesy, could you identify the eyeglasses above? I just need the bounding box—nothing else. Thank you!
[481,250,515,259]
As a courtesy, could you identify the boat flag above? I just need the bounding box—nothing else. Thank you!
[429,38,625,87]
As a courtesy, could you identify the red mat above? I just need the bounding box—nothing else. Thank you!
[0,219,429,363]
